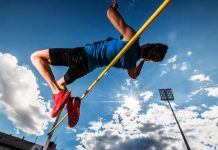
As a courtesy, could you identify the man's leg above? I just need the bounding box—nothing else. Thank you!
[31,49,71,118]
[55,71,82,128]
[57,76,68,90]
[30,49,61,94]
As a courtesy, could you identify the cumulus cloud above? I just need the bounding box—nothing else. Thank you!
[188,86,218,101]
[125,79,139,88]
[0,53,52,135]
[205,87,218,98]
[76,81,218,150]
[179,62,188,71]
[167,55,177,64]
[189,74,211,82]
[160,55,190,76]
[139,91,153,102]
[160,55,177,76]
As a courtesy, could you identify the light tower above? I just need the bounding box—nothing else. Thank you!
[159,89,191,150]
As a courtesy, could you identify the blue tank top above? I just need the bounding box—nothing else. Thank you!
[84,37,140,72]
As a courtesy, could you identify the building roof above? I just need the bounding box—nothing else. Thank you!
[0,131,43,150]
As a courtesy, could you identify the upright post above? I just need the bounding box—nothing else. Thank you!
[43,113,61,150]
[159,89,191,150]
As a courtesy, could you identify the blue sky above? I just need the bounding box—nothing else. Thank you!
[0,0,218,149]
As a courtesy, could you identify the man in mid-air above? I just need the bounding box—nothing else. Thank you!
[31,0,168,128]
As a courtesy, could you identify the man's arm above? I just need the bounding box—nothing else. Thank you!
[127,60,145,79]
[107,0,135,41]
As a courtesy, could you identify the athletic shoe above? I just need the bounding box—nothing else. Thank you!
[67,97,81,128]
[51,89,71,118]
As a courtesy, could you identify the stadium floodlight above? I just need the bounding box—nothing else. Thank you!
[159,89,191,150]
[159,89,174,101]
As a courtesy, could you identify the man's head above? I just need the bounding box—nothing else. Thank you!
[140,43,168,62]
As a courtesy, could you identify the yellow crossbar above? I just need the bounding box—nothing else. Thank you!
[48,0,171,135]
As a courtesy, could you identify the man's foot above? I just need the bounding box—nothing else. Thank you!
[67,97,81,128]
[51,89,71,118]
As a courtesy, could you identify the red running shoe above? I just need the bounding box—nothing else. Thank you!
[51,90,71,118]
[67,97,81,128]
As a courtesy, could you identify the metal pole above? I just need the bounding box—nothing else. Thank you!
[167,100,191,150]
[43,112,62,150]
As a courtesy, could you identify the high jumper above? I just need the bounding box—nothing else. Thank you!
[31,0,168,128]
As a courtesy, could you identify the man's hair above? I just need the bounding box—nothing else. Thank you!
[140,43,168,62]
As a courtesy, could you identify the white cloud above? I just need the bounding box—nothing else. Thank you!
[188,86,218,100]
[187,51,192,56]
[184,106,198,111]
[42,82,48,86]
[189,74,210,82]
[89,119,104,131]
[76,82,218,150]
[0,53,52,135]
[202,106,218,119]
[160,69,168,77]
[172,64,177,70]
[201,104,207,108]
[133,80,139,87]
[125,79,139,88]
[188,87,204,99]
[180,62,188,71]
[76,102,218,150]
[205,87,218,98]
[66,126,77,134]
[139,91,153,102]
[193,69,199,73]
[167,55,177,64]
[125,79,131,86]
[160,51,193,77]
[160,55,177,76]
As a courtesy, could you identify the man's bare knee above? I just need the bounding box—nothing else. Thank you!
[30,49,50,64]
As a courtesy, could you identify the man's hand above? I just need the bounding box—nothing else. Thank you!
[111,0,118,9]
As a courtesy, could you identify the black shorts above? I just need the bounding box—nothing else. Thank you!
[49,47,89,84]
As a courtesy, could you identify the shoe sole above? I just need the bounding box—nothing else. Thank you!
[67,98,81,128]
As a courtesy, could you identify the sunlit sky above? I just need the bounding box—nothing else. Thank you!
[0,0,218,149]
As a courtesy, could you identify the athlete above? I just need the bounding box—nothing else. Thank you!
[31,0,168,128]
